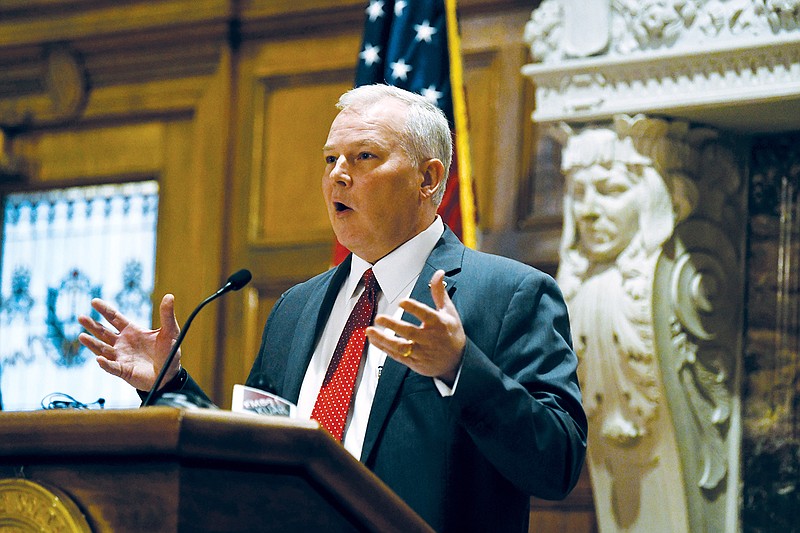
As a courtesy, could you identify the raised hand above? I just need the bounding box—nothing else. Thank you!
[366,269,466,385]
[78,294,182,391]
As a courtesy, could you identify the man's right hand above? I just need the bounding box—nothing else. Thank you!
[78,294,182,392]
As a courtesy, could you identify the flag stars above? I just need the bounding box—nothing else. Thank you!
[359,43,381,67]
[394,0,407,17]
[366,0,384,22]
[414,20,437,43]
[421,85,443,106]
[389,58,412,81]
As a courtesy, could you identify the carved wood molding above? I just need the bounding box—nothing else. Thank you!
[0,0,231,49]
[0,1,231,128]
[0,44,88,130]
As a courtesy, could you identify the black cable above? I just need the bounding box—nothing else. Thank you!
[40,392,105,410]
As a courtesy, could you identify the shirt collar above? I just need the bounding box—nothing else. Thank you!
[348,216,445,303]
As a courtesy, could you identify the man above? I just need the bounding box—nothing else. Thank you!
[79,84,587,532]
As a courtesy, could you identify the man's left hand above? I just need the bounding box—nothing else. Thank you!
[366,269,466,386]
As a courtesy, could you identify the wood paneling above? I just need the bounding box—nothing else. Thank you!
[530,469,597,533]
[0,0,231,48]
[249,76,346,247]
[13,123,164,184]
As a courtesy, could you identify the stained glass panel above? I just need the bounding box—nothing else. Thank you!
[0,181,158,410]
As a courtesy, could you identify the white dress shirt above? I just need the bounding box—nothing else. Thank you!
[296,216,445,459]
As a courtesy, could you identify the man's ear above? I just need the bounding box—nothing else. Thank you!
[419,158,446,200]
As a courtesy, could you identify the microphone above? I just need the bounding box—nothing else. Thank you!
[142,269,252,407]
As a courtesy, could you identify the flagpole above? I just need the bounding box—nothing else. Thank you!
[444,0,477,250]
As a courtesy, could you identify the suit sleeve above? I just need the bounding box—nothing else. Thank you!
[448,271,587,500]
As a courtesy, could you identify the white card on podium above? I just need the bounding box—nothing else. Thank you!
[231,384,297,417]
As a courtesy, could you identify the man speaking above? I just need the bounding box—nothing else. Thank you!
[79,84,587,532]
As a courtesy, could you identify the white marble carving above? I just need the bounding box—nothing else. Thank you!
[558,116,679,437]
[556,115,694,532]
[651,138,745,533]
[555,115,743,533]
[521,0,800,126]
[525,0,800,62]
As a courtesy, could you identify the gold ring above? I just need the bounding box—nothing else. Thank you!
[401,342,414,358]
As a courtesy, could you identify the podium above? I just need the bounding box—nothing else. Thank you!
[0,407,433,532]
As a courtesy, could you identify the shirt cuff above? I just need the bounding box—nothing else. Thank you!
[433,362,463,397]
[136,366,188,402]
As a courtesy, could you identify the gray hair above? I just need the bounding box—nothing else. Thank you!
[336,84,453,206]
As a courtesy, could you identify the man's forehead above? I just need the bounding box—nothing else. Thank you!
[324,109,404,150]
[323,134,389,152]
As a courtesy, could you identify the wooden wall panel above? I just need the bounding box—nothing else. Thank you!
[1,27,232,396]
[0,0,230,48]
[249,77,347,246]
[13,123,164,184]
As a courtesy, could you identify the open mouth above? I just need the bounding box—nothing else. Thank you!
[334,202,351,213]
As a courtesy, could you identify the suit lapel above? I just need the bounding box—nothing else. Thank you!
[282,257,351,402]
[360,227,465,462]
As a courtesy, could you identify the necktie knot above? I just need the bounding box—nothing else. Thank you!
[361,268,379,299]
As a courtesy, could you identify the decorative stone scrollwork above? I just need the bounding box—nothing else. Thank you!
[522,0,800,125]
[652,136,745,531]
[524,0,800,63]
[662,220,740,491]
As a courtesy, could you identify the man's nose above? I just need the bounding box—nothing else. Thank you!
[329,156,352,186]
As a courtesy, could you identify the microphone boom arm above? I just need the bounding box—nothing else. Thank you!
[142,269,251,407]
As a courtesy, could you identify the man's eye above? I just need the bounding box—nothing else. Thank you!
[357,152,374,160]
[325,155,336,164]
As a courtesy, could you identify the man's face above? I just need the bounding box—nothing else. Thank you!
[322,100,434,263]
[572,162,640,263]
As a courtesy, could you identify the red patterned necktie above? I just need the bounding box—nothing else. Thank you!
[311,268,380,441]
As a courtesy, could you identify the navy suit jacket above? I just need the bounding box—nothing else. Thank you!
[244,227,587,532]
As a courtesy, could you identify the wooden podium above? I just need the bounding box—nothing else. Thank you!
[0,407,433,532]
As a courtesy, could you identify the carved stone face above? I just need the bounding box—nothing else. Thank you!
[571,162,640,263]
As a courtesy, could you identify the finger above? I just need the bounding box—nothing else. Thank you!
[373,314,420,340]
[397,298,439,324]
[366,326,414,357]
[78,332,113,359]
[90,298,130,332]
[429,269,448,310]
[78,315,117,345]
[96,355,122,378]
[159,294,180,337]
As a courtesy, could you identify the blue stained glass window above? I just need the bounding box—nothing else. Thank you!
[0,181,159,411]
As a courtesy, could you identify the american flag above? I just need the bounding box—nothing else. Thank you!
[332,0,473,264]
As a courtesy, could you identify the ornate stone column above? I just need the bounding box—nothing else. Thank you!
[552,115,742,533]
[518,0,800,531]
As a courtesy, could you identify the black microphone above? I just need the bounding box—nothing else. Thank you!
[142,269,252,407]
